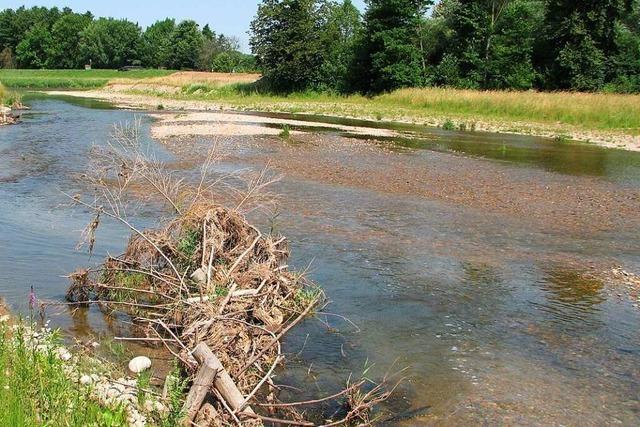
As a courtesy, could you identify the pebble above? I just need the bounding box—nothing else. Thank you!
[57,348,72,361]
[128,356,152,373]
[80,375,92,385]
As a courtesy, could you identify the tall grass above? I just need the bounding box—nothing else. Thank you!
[0,80,22,107]
[151,83,640,134]
[0,322,128,426]
[379,88,640,131]
[0,69,175,89]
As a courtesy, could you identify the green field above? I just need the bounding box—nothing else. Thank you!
[0,69,175,89]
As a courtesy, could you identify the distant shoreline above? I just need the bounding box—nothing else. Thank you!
[43,87,640,152]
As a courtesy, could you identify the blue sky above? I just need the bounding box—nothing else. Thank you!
[4,0,368,52]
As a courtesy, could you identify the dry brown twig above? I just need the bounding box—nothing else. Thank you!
[64,119,396,426]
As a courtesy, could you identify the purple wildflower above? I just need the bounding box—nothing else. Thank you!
[29,285,37,311]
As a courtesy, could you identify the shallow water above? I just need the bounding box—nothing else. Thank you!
[1,96,639,425]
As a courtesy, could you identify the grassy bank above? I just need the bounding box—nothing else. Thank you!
[0,322,128,425]
[147,83,640,136]
[0,318,187,426]
[0,69,175,89]
[0,81,21,108]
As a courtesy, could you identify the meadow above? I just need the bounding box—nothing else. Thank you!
[0,69,175,89]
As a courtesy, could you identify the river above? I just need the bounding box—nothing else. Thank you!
[1,94,639,425]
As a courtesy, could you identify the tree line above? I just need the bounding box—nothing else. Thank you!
[250,0,640,93]
[0,6,257,72]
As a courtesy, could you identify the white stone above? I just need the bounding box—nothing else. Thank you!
[80,375,92,385]
[190,267,207,283]
[128,356,152,373]
[57,348,72,361]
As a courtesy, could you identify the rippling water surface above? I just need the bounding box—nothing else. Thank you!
[1,95,639,425]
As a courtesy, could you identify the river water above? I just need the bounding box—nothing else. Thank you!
[1,95,639,425]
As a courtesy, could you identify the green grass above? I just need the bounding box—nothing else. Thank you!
[0,322,128,426]
[279,124,291,139]
[0,69,175,89]
[132,82,640,135]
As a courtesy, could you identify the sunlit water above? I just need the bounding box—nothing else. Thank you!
[1,95,639,425]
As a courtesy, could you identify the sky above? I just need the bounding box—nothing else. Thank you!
[3,0,368,52]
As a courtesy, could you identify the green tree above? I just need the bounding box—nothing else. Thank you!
[0,6,61,53]
[250,0,326,91]
[141,18,175,68]
[46,12,93,68]
[197,34,239,71]
[15,23,52,68]
[319,0,362,92]
[539,0,632,91]
[608,0,640,92]
[356,0,433,93]
[211,51,258,72]
[431,0,542,89]
[79,18,141,68]
[170,20,203,69]
[202,24,215,41]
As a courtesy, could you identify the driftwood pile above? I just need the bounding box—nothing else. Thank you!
[69,201,325,425]
[64,121,394,426]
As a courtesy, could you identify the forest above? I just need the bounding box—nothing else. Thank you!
[1,1,639,94]
[0,6,257,72]
[250,0,640,93]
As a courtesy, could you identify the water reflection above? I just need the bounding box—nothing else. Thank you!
[531,266,606,333]
[248,110,640,185]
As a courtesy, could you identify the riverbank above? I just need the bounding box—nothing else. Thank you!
[45,83,640,151]
[0,311,177,426]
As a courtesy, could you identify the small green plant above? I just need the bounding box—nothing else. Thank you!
[442,119,455,131]
[294,285,322,309]
[211,285,229,298]
[136,370,152,405]
[375,112,383,121]
[160,364,188,427]
[103,338,129,363]
[177,229,201,267]
[279,124,291,139]
[458,122,467,131]
[157,104,165,110]
[113,271,146,289]
[554,134,570,143]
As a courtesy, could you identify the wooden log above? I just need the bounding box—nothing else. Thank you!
[190,342,255,417]
[183,357,219,423]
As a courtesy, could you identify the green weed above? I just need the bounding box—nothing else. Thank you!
[0,322,128,426]
[279,124,291,139]
[159,364,188,427]
[442,118,455,130]
[178,229,201,261]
